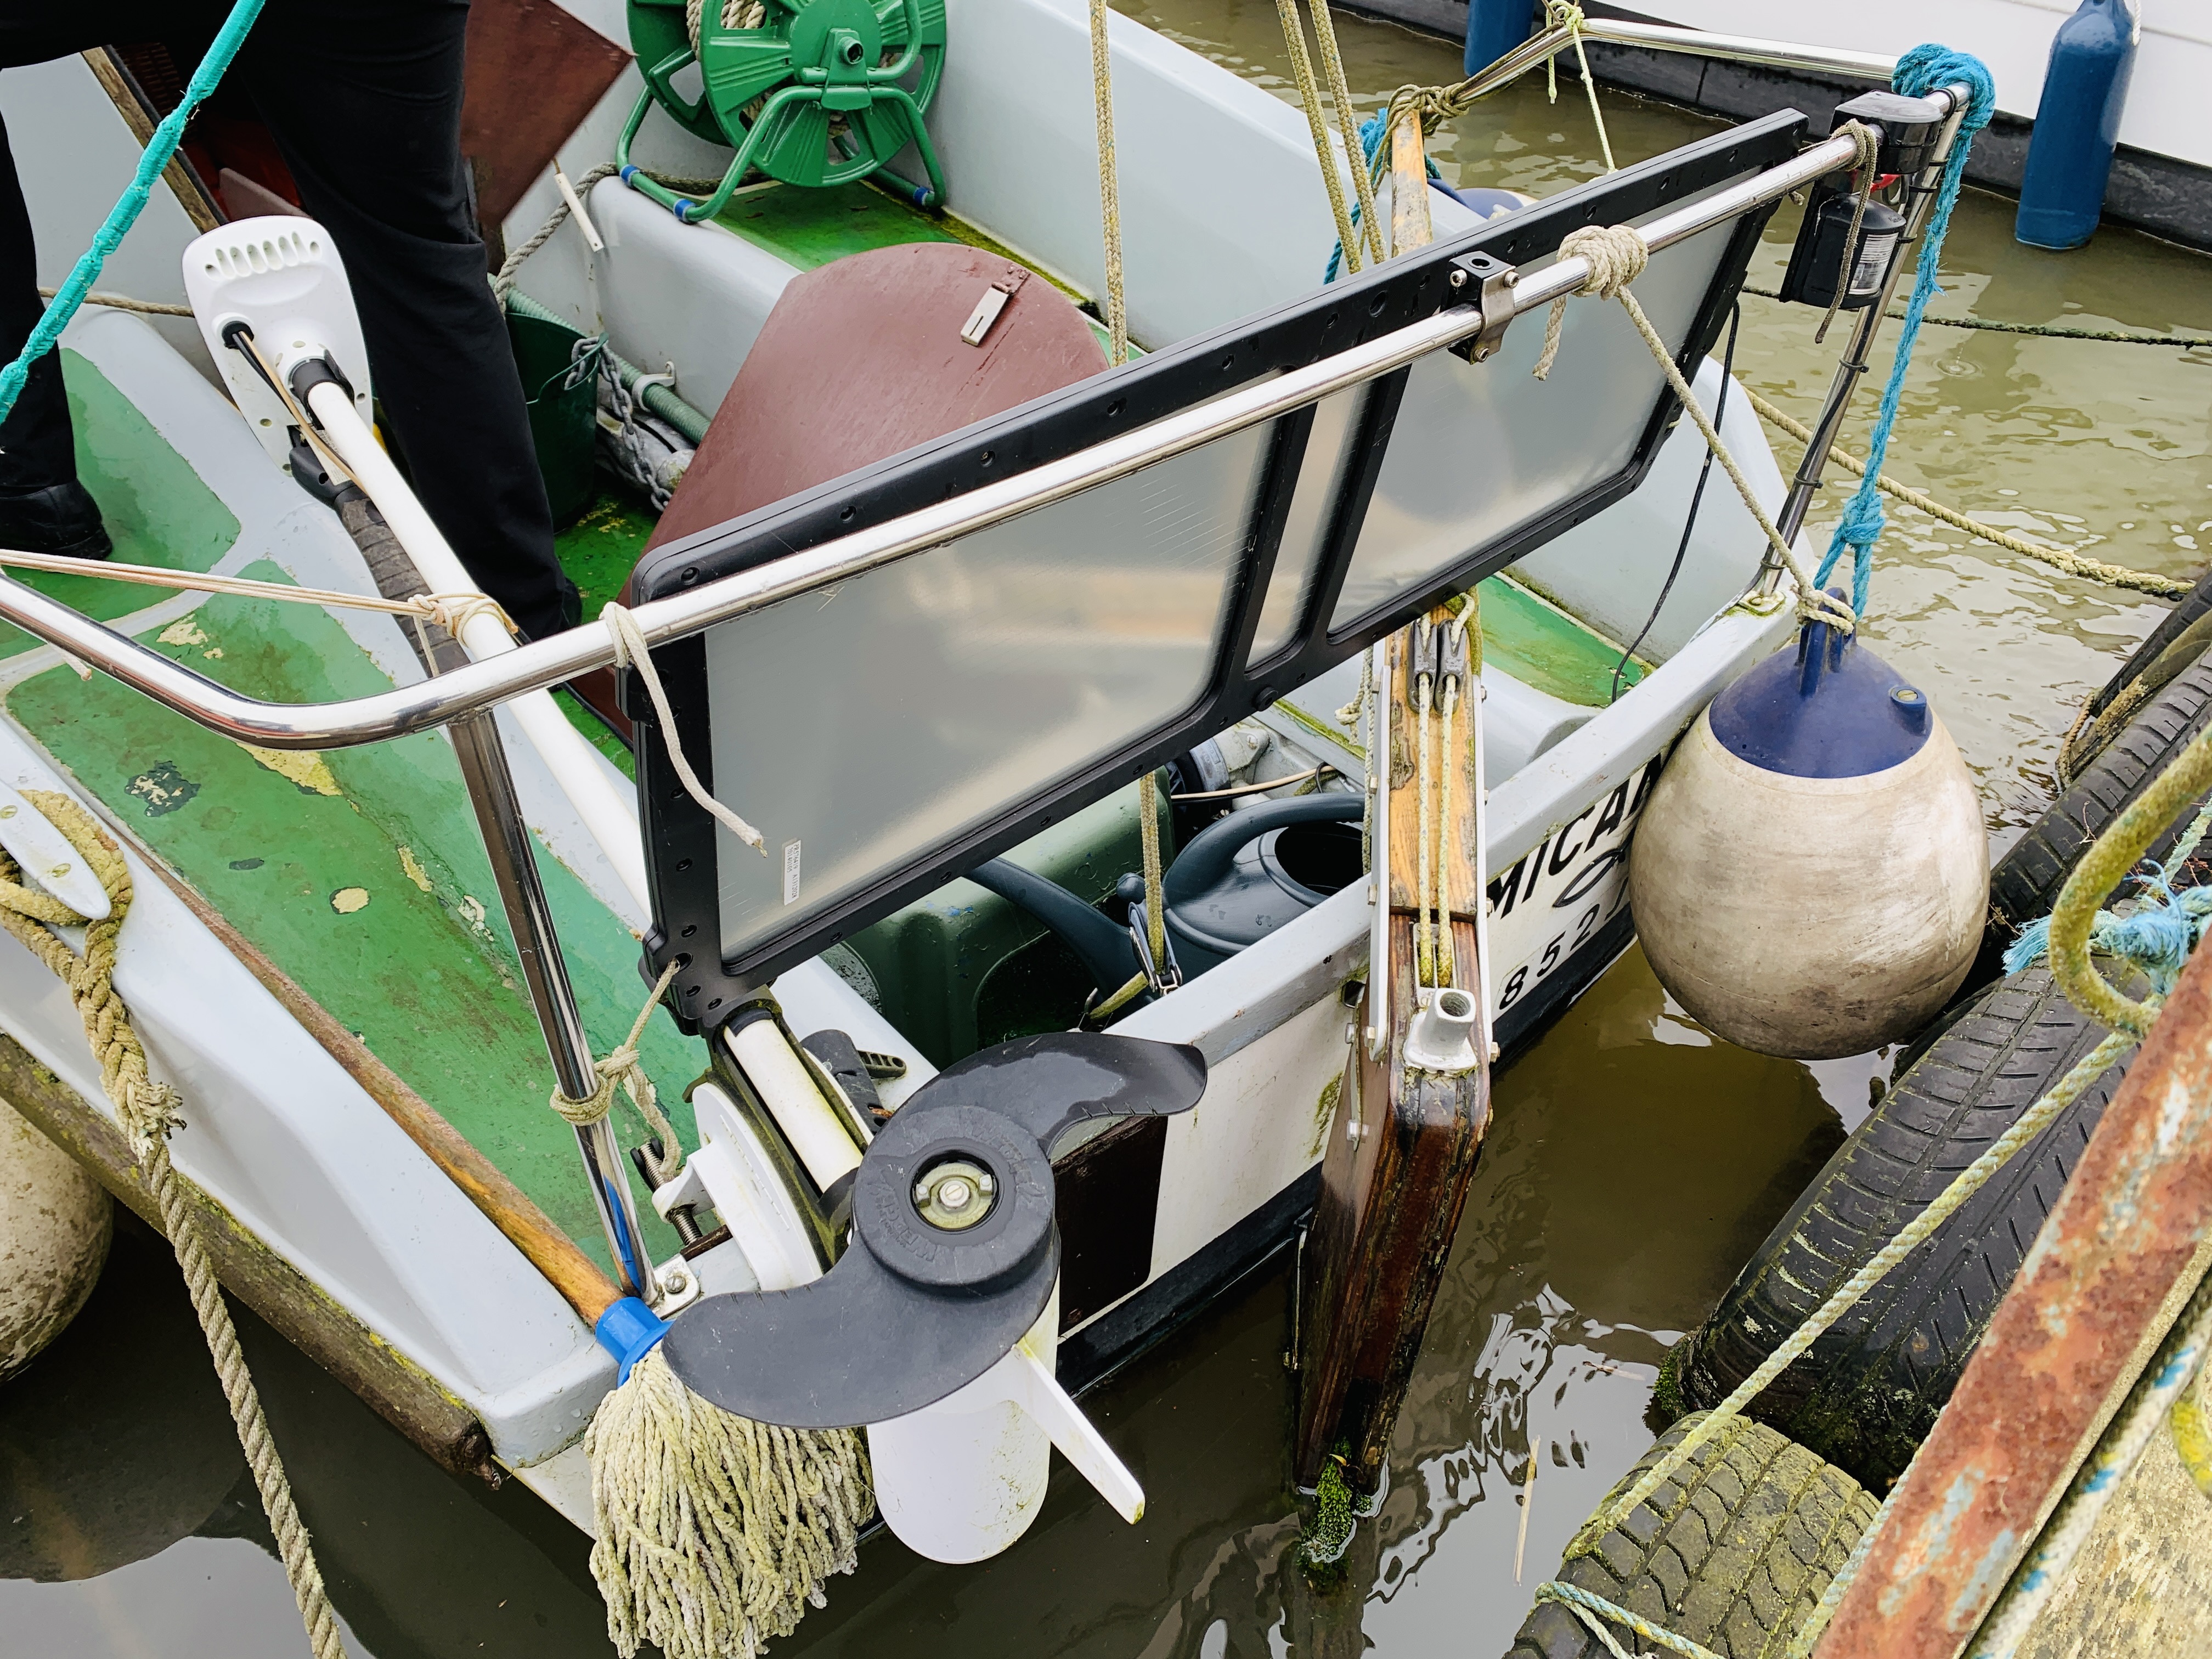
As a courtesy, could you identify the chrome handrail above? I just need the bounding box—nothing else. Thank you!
[0,114,1952,753]
[1577,19,1898,84]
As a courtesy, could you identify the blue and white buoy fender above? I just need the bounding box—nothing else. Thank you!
[1628,617,1987,1060]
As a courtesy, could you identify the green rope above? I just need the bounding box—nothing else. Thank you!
[1741,286,2212,348]
[0,0,264,426]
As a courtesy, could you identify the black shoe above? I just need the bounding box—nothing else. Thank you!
[0,481,112,560]
[557,574,583,633]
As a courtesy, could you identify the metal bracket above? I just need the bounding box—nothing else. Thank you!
[0,780,111,921]
[1127,900,1184,995]
[1446,252,1521,363]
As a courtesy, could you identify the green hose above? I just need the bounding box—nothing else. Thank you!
[501,290,712,447]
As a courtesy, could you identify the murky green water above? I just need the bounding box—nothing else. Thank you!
[7,9,2212,1656]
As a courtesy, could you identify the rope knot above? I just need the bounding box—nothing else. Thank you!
[424,592,520,641]
[549,960,688,1186]
[1531,224,1647,381]
[1836,493,1887,550]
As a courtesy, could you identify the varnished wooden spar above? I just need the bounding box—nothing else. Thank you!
[1295,613,1492,1491]
[1294,110,1492,1495]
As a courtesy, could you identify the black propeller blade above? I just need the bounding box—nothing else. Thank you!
[659,1032,1206,1427]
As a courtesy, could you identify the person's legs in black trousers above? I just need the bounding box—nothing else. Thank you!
[0,3,571,635]
[0,109,113,556]
[234,0,571,640]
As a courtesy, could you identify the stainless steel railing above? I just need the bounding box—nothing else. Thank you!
[0,101,1962,752]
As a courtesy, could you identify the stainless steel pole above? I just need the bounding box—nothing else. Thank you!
[1754,100,1973,599]
[448,709,659,1305]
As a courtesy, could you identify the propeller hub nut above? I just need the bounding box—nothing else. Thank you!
[913,1159,997,1230]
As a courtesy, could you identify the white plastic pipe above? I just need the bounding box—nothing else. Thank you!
[722,1018,863,1191]
[302,379,651,910]
[868,1288,1146,1563]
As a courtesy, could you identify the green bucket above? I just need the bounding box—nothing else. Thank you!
[507,311,604,528]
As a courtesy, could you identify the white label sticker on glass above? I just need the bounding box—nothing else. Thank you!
[782,840,802,906]
[1850,232,1898,296]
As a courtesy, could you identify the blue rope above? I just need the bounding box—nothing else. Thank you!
[0,0,265,428]
[1811,46,1997,616]
[2005,798,2212,991]
[1324,111,1444,284]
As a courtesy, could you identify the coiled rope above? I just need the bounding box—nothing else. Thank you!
[0,793,342,1657]
[1529,223,1855,635]
[0,0,264,425]
[1746,387,2190,599]
[1810,46,1997,618]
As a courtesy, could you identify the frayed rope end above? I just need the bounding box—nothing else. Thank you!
[584,1334,873,1659]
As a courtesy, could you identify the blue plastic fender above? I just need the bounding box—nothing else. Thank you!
[1464,0,1535,79]
[2016,0,2140,251]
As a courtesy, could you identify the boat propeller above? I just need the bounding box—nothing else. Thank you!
[656,1030,1206,1429]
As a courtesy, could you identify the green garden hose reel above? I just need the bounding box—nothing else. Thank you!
[620,0,949,223]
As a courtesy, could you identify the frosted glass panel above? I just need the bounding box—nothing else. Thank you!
[1330,219,1737,631]
[1247,385,1363,665]
[707,424,1273,960]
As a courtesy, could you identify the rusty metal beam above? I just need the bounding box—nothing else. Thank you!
[1816,937,2212,1658]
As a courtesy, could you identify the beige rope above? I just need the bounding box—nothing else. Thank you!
[684,0,768,57]
[1531,222,1646,381]
[0,794,344,1658]
[1137,770,1167,969]
[1813,125,1882,346]
[493,162,730,300]
[1304,0,1385,265]
[0,545,521,637]
[37,285,194,318]
[1532,224,1855,634]
[1744,387,2189,599]
[1088,0,1131,363]
[549,959,687,1183]
[1273,0,1364,278]
[601,602,767,854]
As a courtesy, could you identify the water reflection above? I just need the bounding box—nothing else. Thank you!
[0,1216,607,1658]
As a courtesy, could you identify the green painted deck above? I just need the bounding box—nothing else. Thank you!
[1476,574,1647,707]
[710,178,1121,349]
[552,495,656,779]
[21,352,707,1272]
[714,178,1083,296]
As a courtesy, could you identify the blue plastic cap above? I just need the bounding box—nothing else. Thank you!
[595,1295,672,1385]
[1707,601,1934,779]
[673,198,698,223]
[618,164,639,184]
